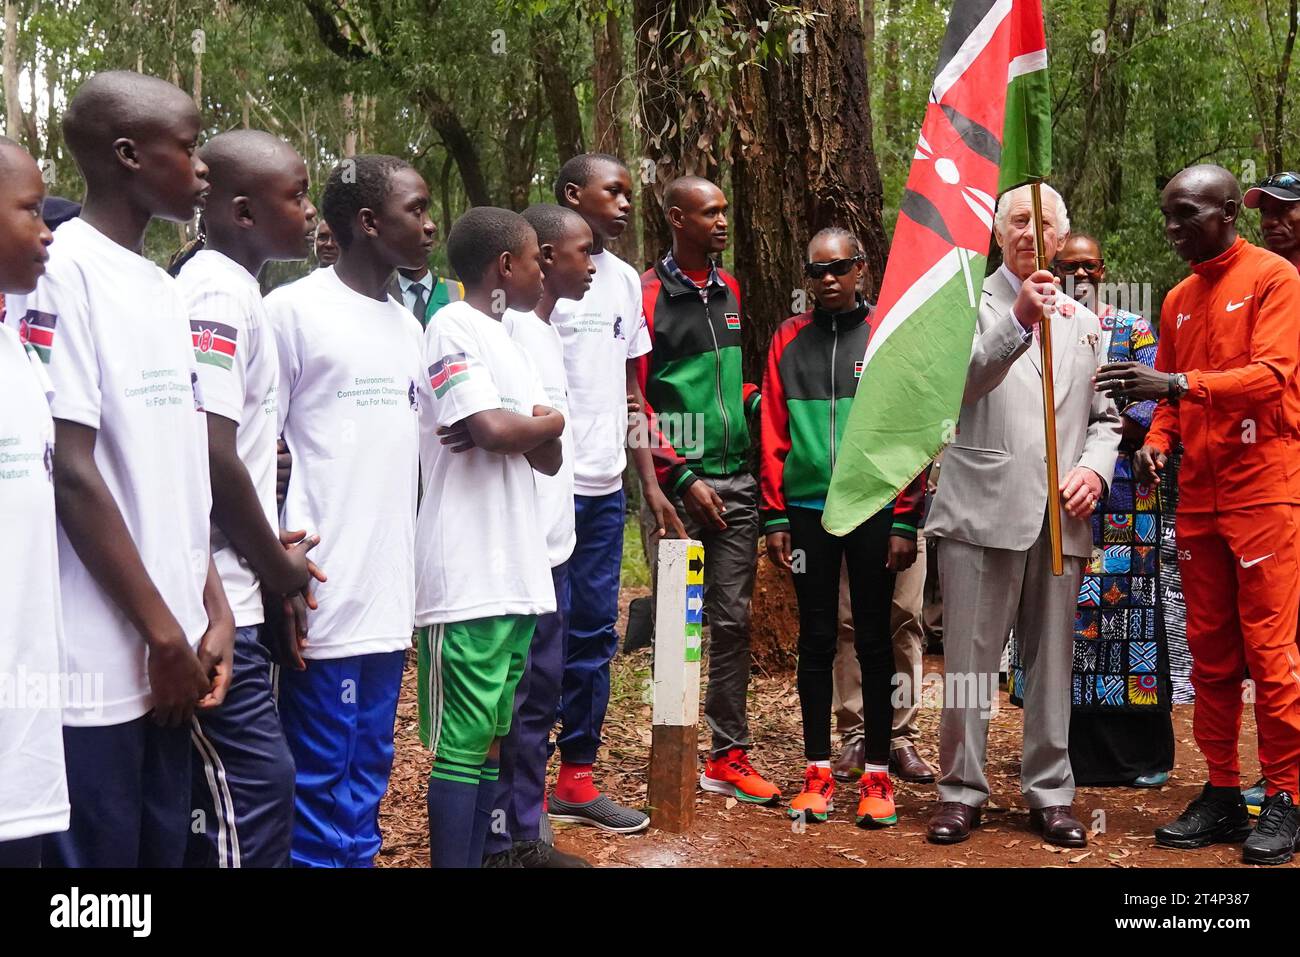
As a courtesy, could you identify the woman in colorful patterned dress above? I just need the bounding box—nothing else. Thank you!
[1009,234,1187,786]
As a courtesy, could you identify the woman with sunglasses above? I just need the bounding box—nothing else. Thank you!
[760,227,926,827]
[1017,233,1188,791]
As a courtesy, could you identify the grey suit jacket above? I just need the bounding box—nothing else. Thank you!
[926,267,1122,558]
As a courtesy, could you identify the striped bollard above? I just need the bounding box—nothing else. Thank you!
[648,537,705,833]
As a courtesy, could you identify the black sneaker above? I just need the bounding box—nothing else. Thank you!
[513,839,591,868]
[548,794,650,833]
[1154,783,1252,849]
[481,847,521,868]
[1242,791,1300,865]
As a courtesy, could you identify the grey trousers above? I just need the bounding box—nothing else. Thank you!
[833,533,927,748]
[935,522,1083,809]
[642,472,760,756]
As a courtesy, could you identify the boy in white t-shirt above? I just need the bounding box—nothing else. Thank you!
[174,130,325,868]
[0,137,63,867]
[479,204,599,868]
[547,154,681,831]
[267,154,428,868]
[415,207,563,868]
[6,72,235,868]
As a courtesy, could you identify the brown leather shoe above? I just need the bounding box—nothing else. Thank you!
[832,737,866,781]
[890,744,936,784]
[1030,805,1088,848]
[926,801,981,844]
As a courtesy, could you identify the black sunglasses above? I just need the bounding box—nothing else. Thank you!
[804,255,864,280]
[1054,258,1104,274]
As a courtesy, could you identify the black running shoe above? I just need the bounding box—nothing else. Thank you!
[1242,791,1300,865]
[548,794,650,833]
[513,839,591,868]
[481,847,521,868]
[1154,782,1251,849]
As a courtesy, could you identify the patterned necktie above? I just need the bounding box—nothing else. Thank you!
[410,283,429,321]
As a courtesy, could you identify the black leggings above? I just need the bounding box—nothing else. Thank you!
[787,506,897,765]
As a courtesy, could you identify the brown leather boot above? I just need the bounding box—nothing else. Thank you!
[926,801,981,844]
[889,744,936,784]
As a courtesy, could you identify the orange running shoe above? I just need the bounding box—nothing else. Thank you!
[856,770,898,828]
[700,748,782,805]
[788,764,836,823]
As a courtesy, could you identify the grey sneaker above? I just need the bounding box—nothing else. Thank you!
[513,839,591,868]
[548,794,650,833]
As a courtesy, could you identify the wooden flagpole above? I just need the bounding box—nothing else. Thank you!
[1030,180,1064,577]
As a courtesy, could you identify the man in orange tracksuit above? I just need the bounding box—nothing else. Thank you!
[1096,164,1300,864]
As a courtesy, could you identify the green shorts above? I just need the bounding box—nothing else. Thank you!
[416,615,536,775]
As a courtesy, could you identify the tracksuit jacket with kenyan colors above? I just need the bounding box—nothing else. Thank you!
[759,299,927,538]
[638,253,760,493]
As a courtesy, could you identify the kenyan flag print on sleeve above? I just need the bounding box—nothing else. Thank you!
[429,352,469,398]
[17,309,57,363]
[190,319,237,371]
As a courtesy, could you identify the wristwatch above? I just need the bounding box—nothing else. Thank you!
[1167,372,1189,401]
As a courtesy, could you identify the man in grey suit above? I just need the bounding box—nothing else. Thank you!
[923,183,1122,846]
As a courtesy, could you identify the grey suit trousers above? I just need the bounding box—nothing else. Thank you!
[935,518,1083,809]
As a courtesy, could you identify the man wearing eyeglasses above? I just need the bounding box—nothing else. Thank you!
[924,183,1122,848]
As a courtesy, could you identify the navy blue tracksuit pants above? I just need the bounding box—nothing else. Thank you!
[186,625,296,868]
[486,562,570,854]
[557,491,624,765]
[44,715,191,868]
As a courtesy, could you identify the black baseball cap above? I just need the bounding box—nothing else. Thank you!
[1244,171,1300,208]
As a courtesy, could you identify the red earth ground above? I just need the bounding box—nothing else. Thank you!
[377,586,1285,869]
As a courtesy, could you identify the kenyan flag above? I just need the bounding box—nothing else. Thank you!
[190,319,237,371]
[823,0,1050,535]
[429,353,469,398]
[17,309,57,364]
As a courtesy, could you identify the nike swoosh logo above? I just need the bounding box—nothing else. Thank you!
[1226,295,1254,312]
[1240,553,1273,568]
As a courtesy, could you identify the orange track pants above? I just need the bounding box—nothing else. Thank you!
[1178,504,1300,799]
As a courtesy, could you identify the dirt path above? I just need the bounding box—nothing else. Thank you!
[378,587,1283,868]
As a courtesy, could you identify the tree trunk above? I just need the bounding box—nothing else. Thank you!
[537,44,584,164]
[342,92,357,157]
[730,0,889,384]
[422,89,492,206]
[3,1,19,139]
[632,0,718,264]
[881,0,901,143]
[594,8,639,266]
[1274,0,1298,171]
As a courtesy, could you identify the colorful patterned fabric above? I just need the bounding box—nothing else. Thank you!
[1010,307,1180,711]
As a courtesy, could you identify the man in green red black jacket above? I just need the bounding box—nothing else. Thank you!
[636,175,778,804]
[760,226,926,828]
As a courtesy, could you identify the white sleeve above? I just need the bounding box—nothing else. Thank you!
[20,264,101,428]
[425,315,503,429]
[186,285,250,424]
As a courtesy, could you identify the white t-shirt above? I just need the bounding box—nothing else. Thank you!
[548,250,651,495]
[415,300,556,624]
[5,217,212,727]
[502,307,575,567]
[267,266,421,658]
[0,324,68,840]
[177,250,279,628]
